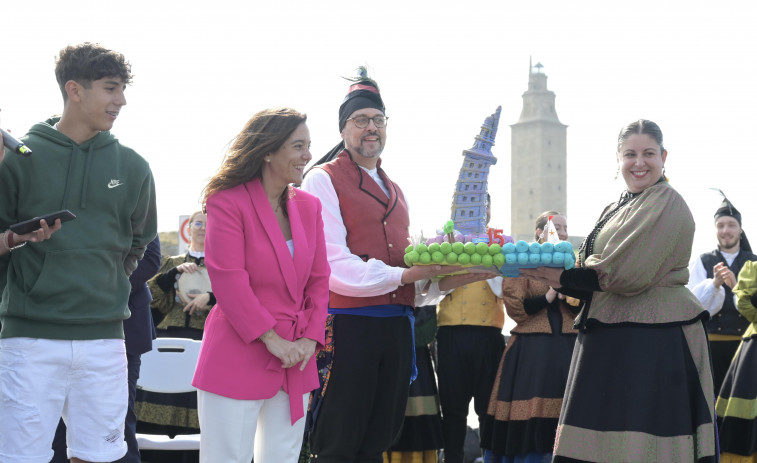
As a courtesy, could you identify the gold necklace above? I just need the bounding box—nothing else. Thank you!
[270,199,281,213]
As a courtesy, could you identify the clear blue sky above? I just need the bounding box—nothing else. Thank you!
[2,0,755,256]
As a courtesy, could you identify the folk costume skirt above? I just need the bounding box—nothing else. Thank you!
[552,320,717,463]
[386,344,444,456]
[717,335,757,462]
[480,330,576,458]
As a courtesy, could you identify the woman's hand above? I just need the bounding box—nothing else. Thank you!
[545,286,558,303]
[294,338,317,371]
[182,292,211,315]
[176,262,199,274]
[545,287,566,303]
[259,329,301,369]
[520,267,564,288]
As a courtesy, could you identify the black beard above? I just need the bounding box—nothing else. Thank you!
[718,237,740,251]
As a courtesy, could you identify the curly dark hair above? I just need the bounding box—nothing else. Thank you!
[55,43,133,101]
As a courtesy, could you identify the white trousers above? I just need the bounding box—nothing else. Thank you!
[197,388,308,463]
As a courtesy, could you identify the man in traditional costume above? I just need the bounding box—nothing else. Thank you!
[688,195,757,393]
[436,197,505,463]
[301,69,491,463]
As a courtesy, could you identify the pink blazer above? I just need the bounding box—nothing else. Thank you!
[192,178,330,424]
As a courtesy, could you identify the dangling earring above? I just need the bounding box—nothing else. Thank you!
[614,166,619,180]
[265,158,271,163]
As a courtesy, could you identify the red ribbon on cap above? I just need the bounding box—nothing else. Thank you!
[348,83,379,94]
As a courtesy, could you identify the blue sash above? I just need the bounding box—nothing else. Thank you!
[327,304,417,382]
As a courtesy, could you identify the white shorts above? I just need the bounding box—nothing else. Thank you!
[0,337,128,463]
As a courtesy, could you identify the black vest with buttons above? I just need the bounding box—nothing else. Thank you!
[701,249,757,335]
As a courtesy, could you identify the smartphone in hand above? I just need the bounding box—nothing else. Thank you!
[10,210,76,235]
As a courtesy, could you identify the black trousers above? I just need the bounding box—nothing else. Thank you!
[310,314,413,463]
[436,326,505,463]
[51,353,142,463]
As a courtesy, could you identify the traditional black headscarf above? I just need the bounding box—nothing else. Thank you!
[713,189,751,252]
[310,67,385,168]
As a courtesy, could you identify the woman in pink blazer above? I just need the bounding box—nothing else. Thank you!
[193,108,329,462]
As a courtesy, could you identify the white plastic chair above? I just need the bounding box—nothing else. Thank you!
[135,337,202,451]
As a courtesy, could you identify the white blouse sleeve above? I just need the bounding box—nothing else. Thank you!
[686,256,725,315]
[300,169,405,298]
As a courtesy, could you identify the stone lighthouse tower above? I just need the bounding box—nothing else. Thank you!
[510,60,567,241]
[450,106,501,235]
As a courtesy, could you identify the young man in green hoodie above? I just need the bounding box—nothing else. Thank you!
[0,43,157,463]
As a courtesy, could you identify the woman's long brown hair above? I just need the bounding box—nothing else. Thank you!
[203,108,307,214]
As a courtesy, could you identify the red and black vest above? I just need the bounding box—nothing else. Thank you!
[317,150,415,308]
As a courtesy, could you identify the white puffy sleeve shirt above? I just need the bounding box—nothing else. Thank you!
[300,166,447,306]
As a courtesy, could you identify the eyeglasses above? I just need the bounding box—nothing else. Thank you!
[191,221,206,229]
[346,116,388,129]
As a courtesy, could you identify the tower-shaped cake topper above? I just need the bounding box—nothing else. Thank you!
[450,106,501,235]
[539,215,561,244]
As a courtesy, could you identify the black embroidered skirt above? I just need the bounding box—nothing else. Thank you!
[553,320,717,463]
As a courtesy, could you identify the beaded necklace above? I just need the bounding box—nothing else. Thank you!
[577,189,641,267]
[578,177,667,267]
[574,179,667,330]
[573,189,639,330]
